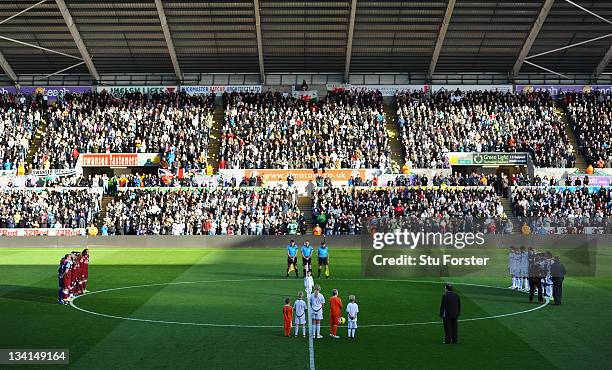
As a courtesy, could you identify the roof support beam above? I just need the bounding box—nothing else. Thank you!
[55,0,99,82]
[0,50,17,82]
[593,45,612,80]
[154,0,182,82]
[344,0,358,82]
[253,0,265,84]
[512,0,555,78]
[428,0,456,79]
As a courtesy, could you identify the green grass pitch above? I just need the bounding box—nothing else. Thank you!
[1,248,612,369]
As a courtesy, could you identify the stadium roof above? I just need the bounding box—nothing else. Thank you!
[0,0,611,83]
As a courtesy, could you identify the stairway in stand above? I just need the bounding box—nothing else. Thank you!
[298,195,314,234]
[499,195,520,232]
[382,102,404,173]
[207,101,224,171]
[95,195,114,229]
[25,119,48,173]
[554,103,587,170]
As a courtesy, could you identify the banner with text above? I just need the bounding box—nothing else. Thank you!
[0,86,92,100]
[516,85,612,97]
[80,153,161,167]
[431,84,513,93]
[326,84,428,96]
[446,152,530,166]
[0,228,86,236]
[220,169,366,182]
[96,86,177,95]
[181,85,262,95]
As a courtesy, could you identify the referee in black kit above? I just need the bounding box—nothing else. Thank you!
[440,284,461,344]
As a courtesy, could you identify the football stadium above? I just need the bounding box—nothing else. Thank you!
[0,0,611,369]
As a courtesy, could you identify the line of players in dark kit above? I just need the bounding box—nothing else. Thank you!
[57,249,90,305]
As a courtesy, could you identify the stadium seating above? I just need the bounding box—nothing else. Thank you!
[33,91,215,170]
[564,91,612,168]
[511,187,611,226]
[0,93,46,172]
[0,189,100,228]
[311,186,507,235]
[396,90,576,168]
[219,90,390,169]
[103,187,301,235]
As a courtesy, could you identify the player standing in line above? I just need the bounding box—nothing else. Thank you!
[286,240,299,278]
[57,254,69,304]
[543,252,553,298]
[317,241,329,279]
[70,252,79,299]
[293,291,307,337]
[346,295,359,339]
[508,247,518,289]
[282,298,293,337]
[310,285,325,339]
[81,249,90,293]
[301,240,314,277]
[61,254,73,304]
[329,289,343,339]
[519,246,529,292]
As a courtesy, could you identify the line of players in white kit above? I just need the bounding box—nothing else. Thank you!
[508,246,553,298]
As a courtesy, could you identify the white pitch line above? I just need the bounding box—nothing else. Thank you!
[306,291,315,370]
[69,278,549,331]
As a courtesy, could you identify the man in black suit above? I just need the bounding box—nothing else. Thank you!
[551,256,566,305]
[439,284,460,344]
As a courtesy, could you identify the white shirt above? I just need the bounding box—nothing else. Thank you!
[347,302,359,321]
[310,292,325,311]
[304,276,314,295]
[293,299,306,318]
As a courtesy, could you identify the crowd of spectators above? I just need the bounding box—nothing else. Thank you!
[219,90,391,169]
[564,91,612,168]
[512,186,611,229]
[311,186,507,235]
[103,187,302,235]
[396,89,575,168]
[0,189,100,229]
[33,91,215,170]
[0,93,46,172]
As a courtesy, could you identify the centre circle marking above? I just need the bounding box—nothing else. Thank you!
[70,278,549,328]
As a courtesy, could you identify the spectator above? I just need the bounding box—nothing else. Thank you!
[564,90,612,168]
[219,90,391,169]
[396,89,575,168]
[34,91,215,171]
[104,187,300,235]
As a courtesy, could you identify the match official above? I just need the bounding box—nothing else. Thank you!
[551,257,566,305]
[286,240,298,278]
[439,284,460,344]
[302,240,313,277]
[317,241,329,278]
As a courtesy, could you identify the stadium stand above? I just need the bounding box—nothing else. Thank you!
[103,187,301,235]
[564,91,612,168]
[311,187,507,235]
[32,91,215,170]
[219,90,390,169]
[0,93,46,172]
[395,90,576,168]
[511,187,612,226]
[0,189,100,229]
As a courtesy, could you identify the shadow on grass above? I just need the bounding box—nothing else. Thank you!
[0,284,58,304]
